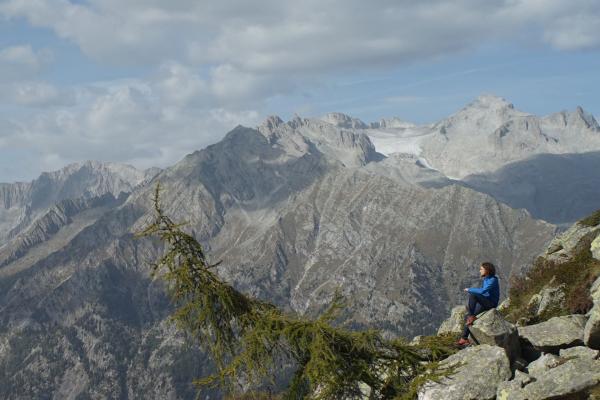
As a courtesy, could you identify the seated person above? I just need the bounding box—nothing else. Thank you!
[456,262,500,346]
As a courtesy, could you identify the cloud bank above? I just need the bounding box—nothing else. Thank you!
[0,0,599,181]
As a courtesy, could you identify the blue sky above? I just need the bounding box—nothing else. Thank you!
[1,0,600,182]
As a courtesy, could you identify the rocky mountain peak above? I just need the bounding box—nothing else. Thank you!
[469,94,514,110]
[255,114,381,167]
[319,112,368,129]
[572,106,599,130]
[437,94,528,133]
[260,115,285,132]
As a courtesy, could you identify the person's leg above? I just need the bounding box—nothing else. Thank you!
[461,323,470,340]
[472,293,495,313]
[462,293,495,339]
[467,293,494,316]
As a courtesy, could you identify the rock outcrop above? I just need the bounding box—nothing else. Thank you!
[545,222,600,263]
[418,344,511,400]
[496,353,600,400]
[517,315,587,353]
[526,281,566,319]
[468,309,521,363]
[436,306,467,335]
[428,213,600,399]
[593,235,600,261]
[585,276,600,349]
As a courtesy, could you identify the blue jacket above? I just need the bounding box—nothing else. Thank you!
[468,275,500,307]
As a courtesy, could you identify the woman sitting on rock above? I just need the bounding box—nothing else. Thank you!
[457,262,500,346]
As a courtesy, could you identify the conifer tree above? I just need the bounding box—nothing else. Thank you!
[137,184,455,399]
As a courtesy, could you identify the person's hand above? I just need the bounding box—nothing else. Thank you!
[463,288,469,292]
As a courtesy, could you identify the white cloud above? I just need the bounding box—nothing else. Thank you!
[0,82,74,107]
[155,63,207,106]
[2,0,599,73]
[0,45,52,80]
[0,73,262,182]
[0,0,598,111]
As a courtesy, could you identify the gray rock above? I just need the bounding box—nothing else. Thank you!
[591,275,600,304]
[437,306,467,336]
[418,345,511,400]
[527,283,566,318]
[584,276,600,349]
[518,315,587,353]
[496,370,533,398]
[584,304,600,349]
[497,298,511,313]
[410,335,425,346]
[497,354,600,400]
[559,346,599,360]
[468,309,521,363]
[546,223,600,264]
[526,353,561,377]
[592,234,600,261]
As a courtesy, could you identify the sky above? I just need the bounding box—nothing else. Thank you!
[1,0,600,182]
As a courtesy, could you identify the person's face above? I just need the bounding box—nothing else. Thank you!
[479,266,488,277]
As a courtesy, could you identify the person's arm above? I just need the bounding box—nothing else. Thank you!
[467,277,495,296]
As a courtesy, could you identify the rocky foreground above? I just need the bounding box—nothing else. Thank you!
[419,215,600,400]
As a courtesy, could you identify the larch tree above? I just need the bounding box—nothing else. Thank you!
[137,184,456,399]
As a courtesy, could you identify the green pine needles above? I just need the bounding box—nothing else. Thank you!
[137,183,455,399]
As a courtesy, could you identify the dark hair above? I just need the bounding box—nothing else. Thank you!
[481,262,496,276]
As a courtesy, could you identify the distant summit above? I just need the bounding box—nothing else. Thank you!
[467,94,515,110]
[319,112,368,129]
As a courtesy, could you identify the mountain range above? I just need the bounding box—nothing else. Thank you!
[0,95,598,398]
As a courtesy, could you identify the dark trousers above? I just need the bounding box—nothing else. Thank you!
[462,293,495,339]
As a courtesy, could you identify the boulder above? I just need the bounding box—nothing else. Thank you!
[526,283,566,318]
[545,224,599,264]
[497,298,510,313]
[526,353,561,377]
[560,346,599,360]
[410,335,425,346]
[496,370,532,400]
[585,276,600,349]
[584,304,600,349]
[592,234,600,261]
[437,306,467,336]
[468,309,521,363]
[497,353,600,400]
[518,315,586,353]
[418,345,511,400]
[591,276,600,303]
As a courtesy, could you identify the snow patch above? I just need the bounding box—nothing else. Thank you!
[366,127,432,157]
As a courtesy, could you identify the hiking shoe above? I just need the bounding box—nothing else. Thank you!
[466,315,477,326]
[456,338,471,346]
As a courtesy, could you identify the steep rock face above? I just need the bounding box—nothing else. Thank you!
[0,161,158,246]
[319,112,368,129]
[259,115,382,168]
[462,151,600,225]
[0,193,124,272]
